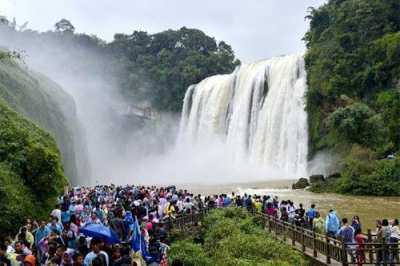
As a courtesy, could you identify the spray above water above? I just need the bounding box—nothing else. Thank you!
[179,53,309,180]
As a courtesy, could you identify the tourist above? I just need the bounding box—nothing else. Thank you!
[83,237,109,266]
[23,255,35,266]
[254,199,263,213]
[354,228,365,266]
[280,207,289,222]
[35,222,51,246]
[72,252,84,266]
[14,241,32,266]
[287,201,296,224]
[374,219,391,264]
[0,243,12,266]
[337,218,355,261]
[351,215,362,232]
[51,205,62,224]
[306,204,316,230]
[325,210,340,238]
[390,218,399,263]
[264,202,274,217]
[15,228,34,249]
[313,212,325,235]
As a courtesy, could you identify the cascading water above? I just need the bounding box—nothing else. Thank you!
[179,53,309,178]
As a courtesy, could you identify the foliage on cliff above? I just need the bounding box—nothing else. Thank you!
[0,98,67,236]
[0,58,81,184]
[168,208,308,266]
[304,0,400,195]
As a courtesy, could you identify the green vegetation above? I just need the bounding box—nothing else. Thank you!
[304,0,400,195]
[0,58,81,184]
[168,208,308,266]
[0,98,67,237]
[109,28,240,111]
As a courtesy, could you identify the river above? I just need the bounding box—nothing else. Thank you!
[178,180,400,232]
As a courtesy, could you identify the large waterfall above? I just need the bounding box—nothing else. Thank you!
[179,53,309,178]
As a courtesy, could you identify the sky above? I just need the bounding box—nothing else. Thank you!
[0,0,326,64]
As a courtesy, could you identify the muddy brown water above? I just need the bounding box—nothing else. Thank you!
[177,180,400,232]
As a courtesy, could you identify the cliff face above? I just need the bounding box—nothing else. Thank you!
[0,58,90,185]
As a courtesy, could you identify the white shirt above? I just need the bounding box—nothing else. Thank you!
[391,225,399,238]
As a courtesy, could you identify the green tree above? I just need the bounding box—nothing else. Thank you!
[54,19,75,33]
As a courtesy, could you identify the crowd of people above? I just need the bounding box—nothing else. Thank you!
[0,185,399,266]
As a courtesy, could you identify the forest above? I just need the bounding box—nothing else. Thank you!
[304,0,400,195]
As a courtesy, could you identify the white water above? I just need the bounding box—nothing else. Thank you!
[179,53,309,178]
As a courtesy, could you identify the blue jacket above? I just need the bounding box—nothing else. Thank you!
[35,227,50,244]
[326,211,340,233]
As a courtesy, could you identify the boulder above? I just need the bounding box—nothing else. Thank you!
[327,172,341,179]
[309,174,325,184]
[292,178,310,189]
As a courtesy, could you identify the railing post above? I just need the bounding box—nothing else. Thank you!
[301,227,306,252]
[367,229,373,263]
[262,215,266,230]
[268,216,272,233]
[326,232,331,264]
[341,237,348,266]
[292,224,295,246]
[312,230,317,257]
[383,239,387,266]
[283,222,287,241]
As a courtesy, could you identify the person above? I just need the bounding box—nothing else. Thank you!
[35,221,51,246]
[337,218,355,262]
[14,241,32,266]
[254,199,263,213]
[325,210,340,238]
[83,238,109,266]
[23,255,35,266]
[375,219,390,265]
[3,237,15,254]
[264,202,274,217]
[354,228,365,266]
[15,228,34,249]
[280,207,288,222]
[51,205,62,223]
[307,204,316,230]
[287,201,296,224]
[0,243,12,266]
[351,215,362,232]
[313,212,325,235]
[390,218,399,263]
[72,252,84,266]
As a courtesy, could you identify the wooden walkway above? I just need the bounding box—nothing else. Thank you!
[167,210,400,266]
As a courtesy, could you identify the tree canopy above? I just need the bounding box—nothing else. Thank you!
[304,0,400,195]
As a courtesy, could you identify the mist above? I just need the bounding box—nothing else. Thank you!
[0,21,329,187]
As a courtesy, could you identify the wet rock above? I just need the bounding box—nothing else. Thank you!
[292,178,310,189]
[309,174,325,184]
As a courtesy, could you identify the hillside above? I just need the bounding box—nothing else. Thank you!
[304,0,400,195]
[0,98,67,236]
[0,58,88,185]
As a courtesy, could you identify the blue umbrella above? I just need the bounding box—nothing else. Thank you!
[79,224,121,244]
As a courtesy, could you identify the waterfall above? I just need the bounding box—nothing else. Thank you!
[179,53,309,178]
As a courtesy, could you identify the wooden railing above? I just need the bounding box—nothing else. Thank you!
[164,209,400,265]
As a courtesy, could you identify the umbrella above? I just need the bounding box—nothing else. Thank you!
[79,224,121,244]
[165,185,176,190]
